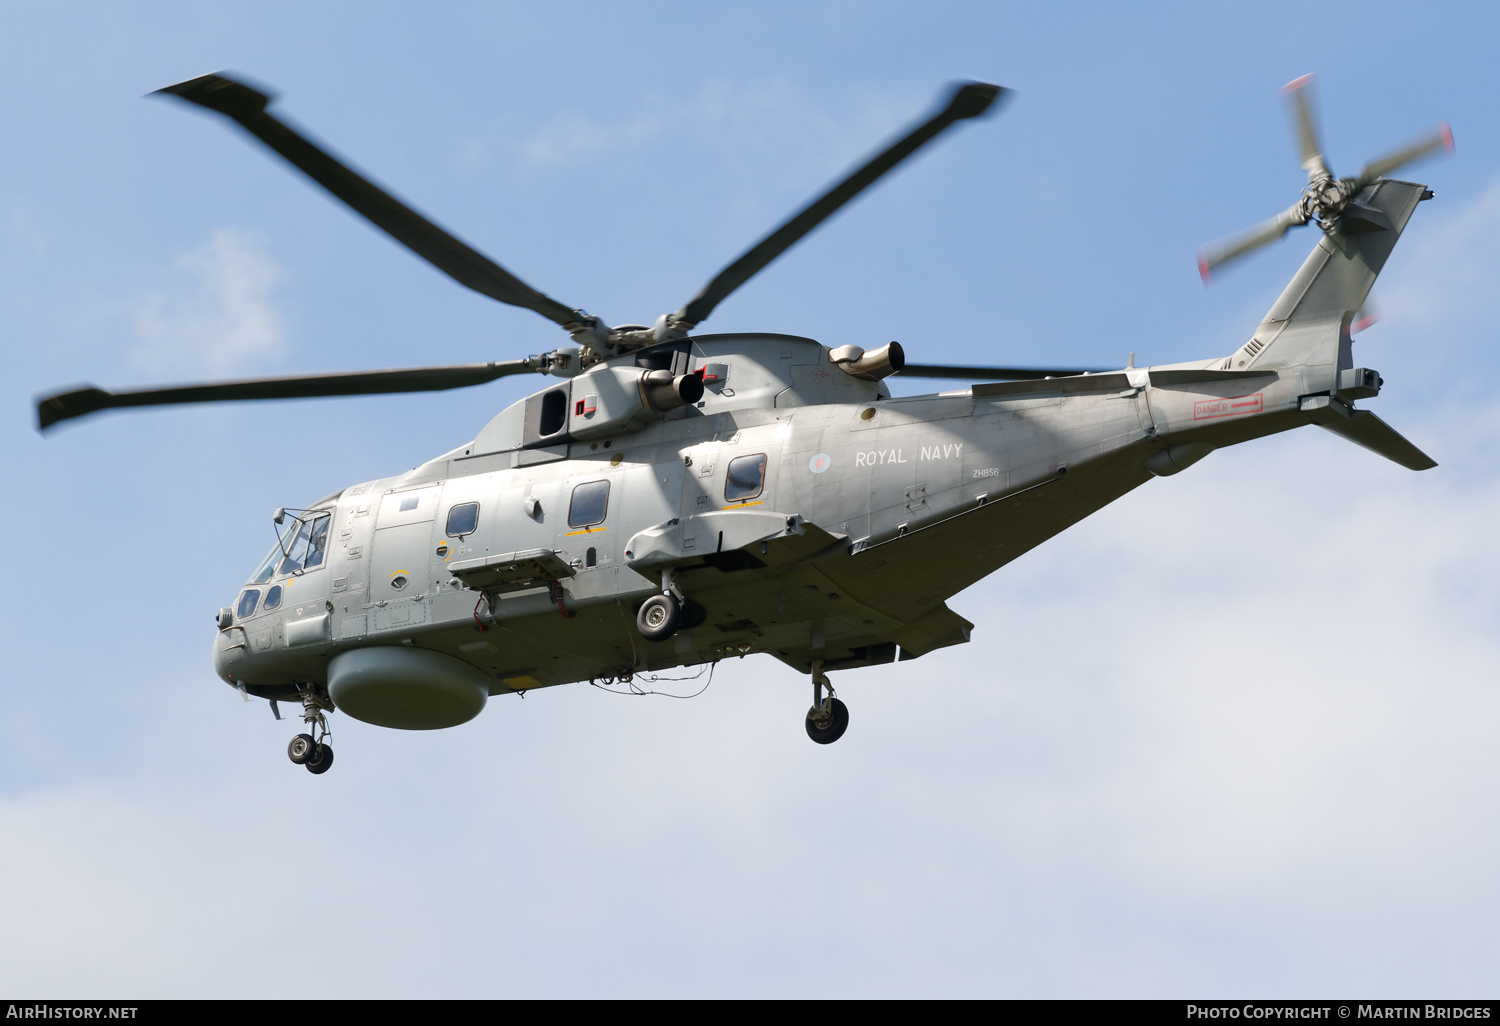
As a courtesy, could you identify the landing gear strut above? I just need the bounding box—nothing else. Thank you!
[287,686,335,774]
[805,660,849,744]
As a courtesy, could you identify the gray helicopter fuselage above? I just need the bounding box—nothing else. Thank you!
[212,177,1434,726]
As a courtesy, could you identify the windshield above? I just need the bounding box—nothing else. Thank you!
[245,511,333,584]
[249,542,281,584]
[277,513,332,576]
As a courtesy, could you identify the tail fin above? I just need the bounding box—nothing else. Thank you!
[1236,179,1427,374]
[1236,179,1436,469]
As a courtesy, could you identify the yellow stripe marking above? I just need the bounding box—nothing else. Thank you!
[721,500,765,510]
[565,526,606,536]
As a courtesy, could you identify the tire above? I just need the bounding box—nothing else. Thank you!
[305,744,334,775]
[287,733,317,764]
[805,698,850,745]
[636,593,681,642]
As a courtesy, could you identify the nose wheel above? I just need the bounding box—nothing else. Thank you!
[287,686,336,774]
[805,661,849,744]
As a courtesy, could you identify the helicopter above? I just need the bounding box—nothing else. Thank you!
[36,72,1450,774]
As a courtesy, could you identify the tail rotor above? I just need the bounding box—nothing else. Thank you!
[1198,74,1452,282]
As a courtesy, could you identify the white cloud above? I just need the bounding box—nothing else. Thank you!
[517,107,668,168]
[509,80,909,184]
[132,228,286,377]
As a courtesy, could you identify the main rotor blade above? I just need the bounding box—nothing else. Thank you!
[1283,74,1331,181]
[901,363,1109,380]
[672,81,1007,329]
[1197,201,1307,282]
[156,74,580,327]
[1354,122,1453,191]
[37,359,540,431]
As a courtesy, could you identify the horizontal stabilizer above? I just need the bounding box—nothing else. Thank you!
[1301,396,1436,470]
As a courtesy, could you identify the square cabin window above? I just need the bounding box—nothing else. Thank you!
[446,502,480,537]
[568,480,610,528]
[725,453,767,502]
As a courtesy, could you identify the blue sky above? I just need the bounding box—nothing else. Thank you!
[2,0,1497,997]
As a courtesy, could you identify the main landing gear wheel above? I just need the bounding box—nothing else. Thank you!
[287,733,317,764]
[637,593,681,642]
[805,660,849,744]
[304,743,335,775]
[806,697,849,744]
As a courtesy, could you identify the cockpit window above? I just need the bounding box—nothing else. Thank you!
[304,515,330,570]
[263,585,283,611]
[237,589,260,619]
[276,513,333,576]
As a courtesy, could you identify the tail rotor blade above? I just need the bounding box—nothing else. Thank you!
[37,359,542,431]
[1283,74,1331,181]
[1355,122,1454,191]
[1198,201,1307,282]
[672,81,1007,329]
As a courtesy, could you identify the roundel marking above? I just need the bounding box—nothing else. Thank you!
[808,453,832,474]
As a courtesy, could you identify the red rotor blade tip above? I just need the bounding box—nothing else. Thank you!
[1197,252,1212,285]
[1281,73,1315,95]
[1441,121,1455,153]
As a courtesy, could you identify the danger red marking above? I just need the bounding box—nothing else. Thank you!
[1194,393,1264,420]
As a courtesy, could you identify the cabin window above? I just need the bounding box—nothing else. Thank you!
[263,585,283,611]
[568,480,610,528]
[725,453,768,502]
[236,589,260,619]
[446,502,480,537]
[277,513,332,576]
